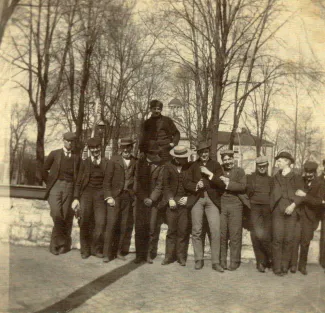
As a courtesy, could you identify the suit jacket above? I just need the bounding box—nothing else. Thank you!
[184,158,225,209]
[222,166,249,208]
[270,170,304,211]
[134,156,164,206]
[162,161,196,209]
[103,155,137,199]
[301,177,323,224]
[139,115,180,153]
[43,148,80,200]
[73,157,110,199]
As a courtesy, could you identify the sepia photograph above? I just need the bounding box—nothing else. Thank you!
[0,0,325,312]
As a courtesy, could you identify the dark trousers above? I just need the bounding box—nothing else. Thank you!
[103,191,133,259]
[272,199,298,272]
[290,217,301,268]
[250,204,272,267]
[321,211,325,268]
[135,202,164,260]
[48,180,74,254]
[79,187,106,256]
[165,206,189,261]
[220,200,243,265]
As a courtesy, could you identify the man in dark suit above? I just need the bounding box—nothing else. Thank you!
[43,132,79,255]
[184,142,225,272]
[102,138,137,262]
[319,160,325,273]
[161,145,194,267]
[219,150,247,271]
[246,156,273,273]
[139,99,180,163]
[133,143,165,264]
[270,151,304,276]
[71,137,108,259]
[290,161,323,275]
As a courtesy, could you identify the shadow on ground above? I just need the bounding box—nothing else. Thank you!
[34,260,143,313]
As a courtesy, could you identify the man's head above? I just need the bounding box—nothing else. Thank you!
[87,137,101,158]
[63,132,76,151]
[146,142,161,164]
[304,161,318,182]
[196,142,211,162]
[275,151,294,170]
[150,99,163,118]
[170,145,191,166]
[255,156,269,175]
[220,150,235,170]
[119,138,134,160]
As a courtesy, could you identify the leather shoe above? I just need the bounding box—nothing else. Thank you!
[58,246,67,254]
[298,267,307,275]
[290,266,297,273]
[146,257,153,264]
[212,264,224,273]
[228,263,239,271]
[195,260,204,270]
[220,261,227,270]
[94,253,104,258]
[274,271,284,277]
[117,254,126,261]
[133,257,145,264]
[81,253,90,259]
[257,263,265,273]
[178,259,186,267]
[161,259,174,265]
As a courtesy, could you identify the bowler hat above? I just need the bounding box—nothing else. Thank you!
[256,156,269,166]
[63,132,76,141]
[196,141,211,152]
[304,161,318,172]
[275,151,294,163]
[146,142,161,163]
[220,149,234,157]
[87,137,101,148]
[120,137,135,147]
[150,99,163,109]
[170,145,192,158]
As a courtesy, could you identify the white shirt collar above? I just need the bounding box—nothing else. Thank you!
[282,168,291,176]
[91,155,101,163]
[63,147,71,156]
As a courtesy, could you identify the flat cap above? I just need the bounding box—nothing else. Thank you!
[275,151,294,163]
[87,137,101,148]
[63,132,76,141]
[150,99,163,109]
[256,156,269,166]
[120,137,135,146]
[304,161,318,171]
[220,149,234,156]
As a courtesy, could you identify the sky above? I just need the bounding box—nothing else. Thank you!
[1,0,325,155]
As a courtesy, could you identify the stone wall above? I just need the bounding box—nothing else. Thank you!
[1,197,322,263]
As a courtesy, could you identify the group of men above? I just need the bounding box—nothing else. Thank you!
[43,99,325,276]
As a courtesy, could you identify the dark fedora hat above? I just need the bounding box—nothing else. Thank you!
[63,132,76,141]
[146,142,161,163]
[170,145,192,158]
[120,137,135,147]
[196,141,211,152]
[87,137,101,148]
[275,151,295,163]
[304,161,318,172]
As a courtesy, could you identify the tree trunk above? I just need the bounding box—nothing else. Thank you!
[35,117,46,186]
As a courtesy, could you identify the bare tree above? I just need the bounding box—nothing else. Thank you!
[0,0,20,46]
[6,0,76,184]
[10,103,33,181]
